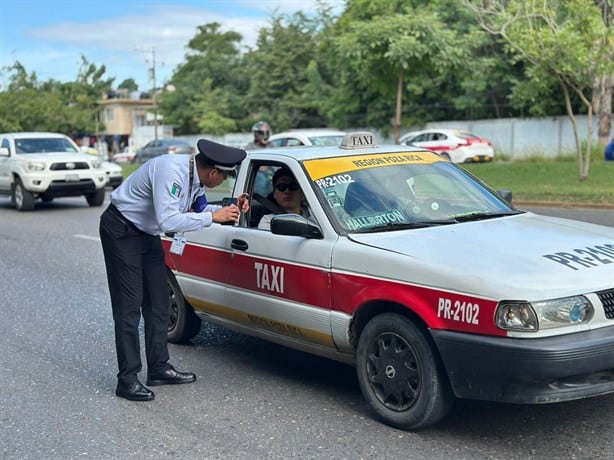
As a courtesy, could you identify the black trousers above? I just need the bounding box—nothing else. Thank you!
[99,204,170,385]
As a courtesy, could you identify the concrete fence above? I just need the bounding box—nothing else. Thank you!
[156,114,612,160]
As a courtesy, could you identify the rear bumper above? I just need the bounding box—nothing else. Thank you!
[431,327,614,404]
[462,155,493,163]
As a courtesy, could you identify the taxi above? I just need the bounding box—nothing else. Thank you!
[162,133,614,430]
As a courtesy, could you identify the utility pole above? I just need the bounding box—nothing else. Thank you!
[148,47,158,140]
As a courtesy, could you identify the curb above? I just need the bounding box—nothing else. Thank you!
[514,200,614,210]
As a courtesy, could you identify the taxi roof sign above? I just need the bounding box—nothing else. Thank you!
[340,132,377,150]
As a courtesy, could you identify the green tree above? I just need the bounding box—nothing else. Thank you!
[118,78,138,92]
[244,12,326,130]
[192,79,237,134]
[159,23,247,134]
[334,1,468,141]
[0,61,101,134]
[592,0,613,147]
[466,0,614,179]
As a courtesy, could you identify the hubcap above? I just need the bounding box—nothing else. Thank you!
[15,185,23,208]
[366,332,420,411]
[168,283,178,332]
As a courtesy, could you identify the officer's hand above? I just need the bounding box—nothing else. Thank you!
[237,193,250,213]
[212,206,240,224]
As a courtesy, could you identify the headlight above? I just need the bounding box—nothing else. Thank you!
[27,161,46,171]
[496,295,593,332]
[495,302,538,331]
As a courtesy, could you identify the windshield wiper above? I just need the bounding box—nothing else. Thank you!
[352,220,457,233]
[453,211,521,222]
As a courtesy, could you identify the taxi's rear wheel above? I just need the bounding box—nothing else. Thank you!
[356,313,453,430]
[167,271,201,343]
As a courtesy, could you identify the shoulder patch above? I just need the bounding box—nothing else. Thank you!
[170,181,182,198]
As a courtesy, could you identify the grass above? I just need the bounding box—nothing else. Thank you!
[121,156,614,207]
[462,157,614,206]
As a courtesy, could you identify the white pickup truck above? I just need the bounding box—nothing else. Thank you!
[0,132,107,211]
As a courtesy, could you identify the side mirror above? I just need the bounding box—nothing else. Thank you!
[0,147,9,157]
[497,189,513,205]
[270,214,322,239]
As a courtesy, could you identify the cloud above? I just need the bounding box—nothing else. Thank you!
[5,1,345,89]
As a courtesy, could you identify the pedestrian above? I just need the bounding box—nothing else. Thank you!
[605,136,614,161]
[99,139,249,401]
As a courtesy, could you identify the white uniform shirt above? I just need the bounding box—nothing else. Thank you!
[111,154,221,235]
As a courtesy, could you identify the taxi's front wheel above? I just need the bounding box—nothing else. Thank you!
[167,270,202,343]
[356,313,454,430]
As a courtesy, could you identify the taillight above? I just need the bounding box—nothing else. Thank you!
[168,147,177,153]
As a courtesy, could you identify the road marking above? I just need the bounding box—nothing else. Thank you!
[74,234,100,242]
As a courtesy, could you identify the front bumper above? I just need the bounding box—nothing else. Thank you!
[23,172,107,194]
[431,327,614,404]
[106,175,123,188]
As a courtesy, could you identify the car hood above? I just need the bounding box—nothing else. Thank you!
[16,152,96,163]
[346,212,614,300]
[101,160,122,171]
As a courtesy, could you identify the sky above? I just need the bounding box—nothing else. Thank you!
[0,0,346,92]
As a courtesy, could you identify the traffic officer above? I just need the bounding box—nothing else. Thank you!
[99,138,249,401]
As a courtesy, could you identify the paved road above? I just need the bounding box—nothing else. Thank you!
[519,203,614,228]
[1,195,613,460]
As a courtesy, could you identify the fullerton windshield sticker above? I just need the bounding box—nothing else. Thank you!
[343,210,405,230]
[304,151,440,180]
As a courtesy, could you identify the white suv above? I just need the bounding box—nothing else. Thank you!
[0,132,108,211]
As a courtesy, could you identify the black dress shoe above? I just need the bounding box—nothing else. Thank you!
[147,366,196,386]
[115,380,155,401]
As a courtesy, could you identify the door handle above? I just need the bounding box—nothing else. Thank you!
[231,239,248,251]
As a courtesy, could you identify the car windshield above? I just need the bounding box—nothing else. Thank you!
[303,151,517,233]
[15,138,79,154]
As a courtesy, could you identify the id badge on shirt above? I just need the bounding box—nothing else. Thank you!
[169,232,187,255]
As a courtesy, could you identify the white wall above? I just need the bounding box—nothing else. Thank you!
[414,115,609,158]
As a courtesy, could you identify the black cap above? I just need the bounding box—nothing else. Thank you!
[272,167,294,185]
[196,139,246,176]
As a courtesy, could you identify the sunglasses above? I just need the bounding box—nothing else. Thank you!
[275,182,299,192]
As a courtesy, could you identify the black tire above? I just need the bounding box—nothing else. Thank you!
[86,188,105,206]
[167,270,201,343]
[12,178,35,211]
[439,152,451,161]
[356,313,454,430]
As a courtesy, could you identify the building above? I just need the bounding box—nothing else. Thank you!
[98,91,175,155]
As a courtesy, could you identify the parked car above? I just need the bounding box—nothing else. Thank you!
[111,147,137,164]
[101,160,123,189]
[162,132,614,430]
[0,132,107,211]
[134,138,195,163]
[399,129,494,163]
[267,129,347,148]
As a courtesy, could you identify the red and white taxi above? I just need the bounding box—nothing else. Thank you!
[163,133,614,430]
[399,128,494,163]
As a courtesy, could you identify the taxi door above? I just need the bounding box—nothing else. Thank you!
[222,162,337,350]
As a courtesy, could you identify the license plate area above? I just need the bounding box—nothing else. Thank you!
[65,174,79,182]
